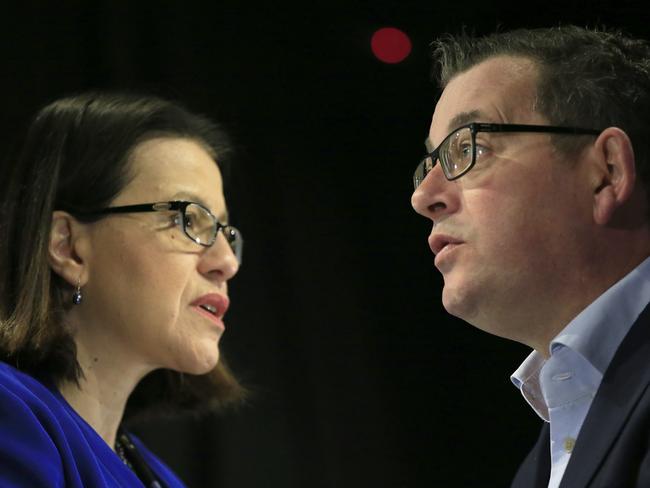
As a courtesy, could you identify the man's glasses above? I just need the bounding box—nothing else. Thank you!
[413,122,602,188]
[80,201,243,264]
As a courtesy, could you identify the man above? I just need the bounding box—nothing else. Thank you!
[411,26,650,487]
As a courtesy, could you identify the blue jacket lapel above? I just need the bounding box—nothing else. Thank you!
[511,423,550,488]
[559,303,650,487]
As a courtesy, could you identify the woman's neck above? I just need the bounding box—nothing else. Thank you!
[58,337,151,449]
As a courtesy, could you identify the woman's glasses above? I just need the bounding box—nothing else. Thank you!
[79,201,243,264]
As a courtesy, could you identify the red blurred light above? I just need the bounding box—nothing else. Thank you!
[371,27,412,64]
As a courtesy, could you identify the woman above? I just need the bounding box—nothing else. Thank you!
[0,92,246,487]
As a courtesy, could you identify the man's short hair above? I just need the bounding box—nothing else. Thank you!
[432,26,650,198]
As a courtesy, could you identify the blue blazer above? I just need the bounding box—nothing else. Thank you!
[512,303,650,488]
[0,361,186,487]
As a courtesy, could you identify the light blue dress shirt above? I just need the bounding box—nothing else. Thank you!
[511,256,650,488]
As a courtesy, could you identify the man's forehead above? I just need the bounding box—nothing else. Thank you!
[427,56,539,145]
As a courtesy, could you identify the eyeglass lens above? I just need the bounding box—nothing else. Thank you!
[224,226,243,264]
[442,127,473,177]
[413,158,431,189]
[183,203,243,263]
[413,127,474,189]
[184,204,216,246]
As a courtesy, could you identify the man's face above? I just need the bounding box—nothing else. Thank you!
[411,56,596,347]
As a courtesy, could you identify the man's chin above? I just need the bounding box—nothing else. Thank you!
[441,282,480,323]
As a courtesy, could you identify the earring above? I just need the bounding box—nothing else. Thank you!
[72,279,83,305]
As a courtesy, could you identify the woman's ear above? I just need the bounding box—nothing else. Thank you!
[48,211,90,286]
[591,127,636,225]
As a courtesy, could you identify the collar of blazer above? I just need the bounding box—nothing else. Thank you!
[559,302,650,487]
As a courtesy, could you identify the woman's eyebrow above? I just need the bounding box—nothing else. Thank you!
[171,191,229,222]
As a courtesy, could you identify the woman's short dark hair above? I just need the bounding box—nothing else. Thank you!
[432,25,650,195]
[0,91,245,421]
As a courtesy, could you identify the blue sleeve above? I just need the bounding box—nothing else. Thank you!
[0,363,187,487]
[0,383,65,487]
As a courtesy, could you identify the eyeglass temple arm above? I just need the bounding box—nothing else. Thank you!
[474,123,601,136]
[78,202,186,216]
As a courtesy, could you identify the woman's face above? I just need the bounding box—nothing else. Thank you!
[76,137,239,376]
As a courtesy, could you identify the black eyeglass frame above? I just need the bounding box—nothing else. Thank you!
[78,200,243,262]
[414,122,602,187]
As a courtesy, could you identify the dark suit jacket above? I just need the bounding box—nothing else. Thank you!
[512,303,650,488]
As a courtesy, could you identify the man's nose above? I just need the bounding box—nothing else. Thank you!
[411,161,454,222]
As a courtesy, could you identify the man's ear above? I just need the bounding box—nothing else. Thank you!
[48,211,90,286]
[591,127,636,225]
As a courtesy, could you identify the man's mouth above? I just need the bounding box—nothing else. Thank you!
[428,233,463,255]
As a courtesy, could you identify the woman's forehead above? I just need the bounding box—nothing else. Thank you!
[117,137,226,214]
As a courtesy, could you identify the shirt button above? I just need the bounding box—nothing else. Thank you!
[564,437,576,453]
[552,372,572,381]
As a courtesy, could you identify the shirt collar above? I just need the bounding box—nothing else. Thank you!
[511,256,650,419]
[511,351,548,421]
[552,256,650,374]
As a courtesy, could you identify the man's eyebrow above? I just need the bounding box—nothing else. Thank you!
[447,110,484,132]
[425,110,487,151]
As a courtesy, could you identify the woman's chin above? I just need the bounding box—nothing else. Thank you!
[182,350,220,375]
[160,338,221,375]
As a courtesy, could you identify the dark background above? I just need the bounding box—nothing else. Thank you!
[2,2,649,487]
